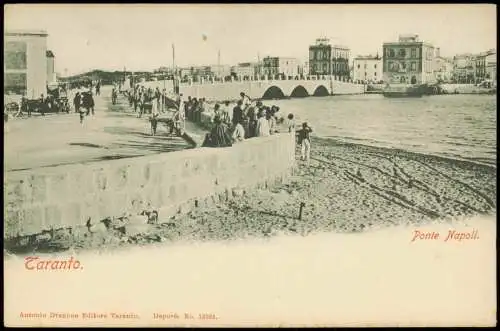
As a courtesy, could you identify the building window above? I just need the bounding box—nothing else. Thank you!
[411,48,416,58]
[399,48,406,57]
[364,63,367,69]
[411,62,416,71]
[357,64,360,69]
[374,64,377,69]
[4,72,27,94]
[5,41,27,70]
[374,72,377,76]
[388,49,395,58]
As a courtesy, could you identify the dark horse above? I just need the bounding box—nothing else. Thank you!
[82,91,95,116]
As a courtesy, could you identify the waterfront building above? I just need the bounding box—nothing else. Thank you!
[230,62,258,80]
[452,53,476,83]
[308,38,350,79]
[4,29,50,98]
[382,34,436,85]
[484,49,497,83]
[262,56,301,78]
[353,54,383,83]
[432,49,454,83]
[209,64,231,79]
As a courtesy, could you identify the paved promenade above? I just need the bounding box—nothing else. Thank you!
[4,86,192,172]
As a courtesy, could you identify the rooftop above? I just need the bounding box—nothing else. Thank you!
[354,54,381,60]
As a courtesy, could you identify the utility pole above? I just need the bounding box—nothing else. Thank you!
[172,43,176,75]
[217,49,221,80]
[257,52,260,78]
[172,43,179,94]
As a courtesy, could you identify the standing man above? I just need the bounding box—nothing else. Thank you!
[232,100,244,129]
[95,80,101,96]
[177,93,184,114]
[298,122,313,163]
[239,92,251,113]
[73,92,81,114]
[39,94,46,116]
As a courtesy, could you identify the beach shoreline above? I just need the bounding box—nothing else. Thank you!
[4,132,496,256]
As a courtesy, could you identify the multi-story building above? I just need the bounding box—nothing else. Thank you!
[209,64,231,78]
[353,54,382,83]
[262,56,300,78]
[230,62,258,79]
[432,49,454,83]
[484,49,497,83]
[452,53,475,83]
[474,52,487,83]
[4,30,49,98]
[382,34,435,85]
[308,38,350,79]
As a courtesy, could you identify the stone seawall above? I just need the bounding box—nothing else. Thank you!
[4,134,296,238]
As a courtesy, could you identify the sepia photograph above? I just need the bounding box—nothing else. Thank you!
[3,3,497,327]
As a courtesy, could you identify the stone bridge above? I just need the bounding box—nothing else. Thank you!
[139,76,365,102]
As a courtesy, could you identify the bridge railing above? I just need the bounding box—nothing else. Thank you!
[175,74,360,87]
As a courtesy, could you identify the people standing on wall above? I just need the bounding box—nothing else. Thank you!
[298,122,313,163]
[197,98,206,122]
[202,115,233,148]
[239,92,251,111]
[232,100,244,129]
[267,106,278,135]
[247,101,261,138]
[213,103,221,119]
[255,108,270,137]
[232,118,246,143]
[220,101,231,126]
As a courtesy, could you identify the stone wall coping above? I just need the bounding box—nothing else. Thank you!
[4,134,292,180]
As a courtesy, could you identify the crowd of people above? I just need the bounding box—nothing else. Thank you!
[73,82,313,162]
[194,91,313,162]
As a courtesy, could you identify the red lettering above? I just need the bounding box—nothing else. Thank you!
[24,256,38,270]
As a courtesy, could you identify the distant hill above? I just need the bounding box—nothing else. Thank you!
[60,70,153,85]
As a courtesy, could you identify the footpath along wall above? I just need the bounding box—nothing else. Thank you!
[4,134,296,238]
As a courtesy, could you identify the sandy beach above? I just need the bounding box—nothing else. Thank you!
[4,133,496,255]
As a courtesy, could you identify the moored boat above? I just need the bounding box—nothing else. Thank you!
[383,84,424,98]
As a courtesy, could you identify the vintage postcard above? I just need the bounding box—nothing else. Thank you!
[3,3,497,327]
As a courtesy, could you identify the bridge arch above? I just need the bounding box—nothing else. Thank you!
[312,85,330,97]
[289,85,309,98]
[262,86,285,100]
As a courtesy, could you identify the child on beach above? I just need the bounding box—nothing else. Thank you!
[298,122,313,163]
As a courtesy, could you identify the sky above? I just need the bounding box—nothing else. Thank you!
[4,4,497,76]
